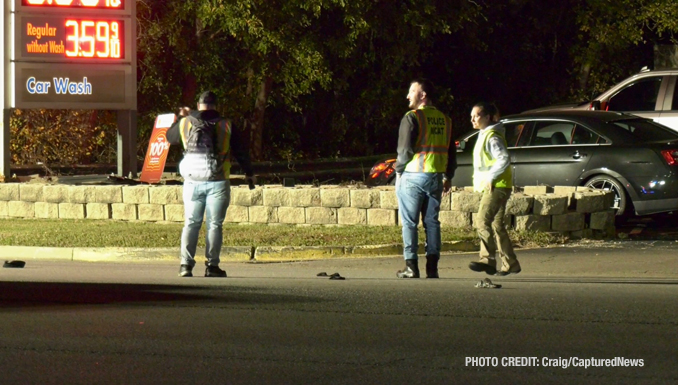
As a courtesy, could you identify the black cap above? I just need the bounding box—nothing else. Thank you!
[198,91,217,105]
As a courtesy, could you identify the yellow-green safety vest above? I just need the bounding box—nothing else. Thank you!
[179,117,233,178]
[473,127,512,192]
[404,106,453,173]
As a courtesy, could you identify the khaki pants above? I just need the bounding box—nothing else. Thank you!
[475,187,519,272]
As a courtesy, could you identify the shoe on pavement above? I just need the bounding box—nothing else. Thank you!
[205,264,227,278]
[425,254,439,279]
[468,261,497,276]
[495,265,521,276]
[178,265,193,277]
[397,259,420,278]
[396,267,420,278]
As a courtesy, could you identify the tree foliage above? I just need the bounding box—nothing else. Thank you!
[10,109,118,168]
[136,0,483,160]
[572,0,678,98]
[10,0,678,169]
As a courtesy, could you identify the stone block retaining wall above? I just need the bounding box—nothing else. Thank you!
[0,184,616,239]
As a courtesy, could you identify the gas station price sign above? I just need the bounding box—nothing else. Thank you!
[9,0,136,109]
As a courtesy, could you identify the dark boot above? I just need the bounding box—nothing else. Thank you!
[495,257,521,276]
[178,264,193,277]
[425,254,440,278]
[397,259,420,278]
[205,262,227,277]
[469,256,497,275]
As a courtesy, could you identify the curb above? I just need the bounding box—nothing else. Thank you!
[0,241,478,263]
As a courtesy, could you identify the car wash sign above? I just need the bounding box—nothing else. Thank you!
[6,0,136,109]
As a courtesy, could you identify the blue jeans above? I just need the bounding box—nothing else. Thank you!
[180,180,230,267]
[396,172,444,261]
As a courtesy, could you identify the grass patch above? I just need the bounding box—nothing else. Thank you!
[0,218,479,248]
[0,219,570,249]
[510,230,570,248]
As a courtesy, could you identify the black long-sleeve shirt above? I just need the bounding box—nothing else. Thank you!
[394,109,457,179]
[166,109,254,177]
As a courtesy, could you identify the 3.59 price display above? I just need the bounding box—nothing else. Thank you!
[65,19,121,58]
[21,16,125,60]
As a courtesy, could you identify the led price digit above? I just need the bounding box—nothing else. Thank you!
[81,20,95,57]
[96,22,109,57]
[65,19,78,57]
[110,22,120,58]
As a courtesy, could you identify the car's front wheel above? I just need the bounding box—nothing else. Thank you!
[584,175,628,216]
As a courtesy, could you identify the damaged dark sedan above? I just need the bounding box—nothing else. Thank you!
[367,111,678,216]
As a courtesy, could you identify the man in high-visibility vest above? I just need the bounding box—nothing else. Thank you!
[468,102,521,276]
[394,79,457,278]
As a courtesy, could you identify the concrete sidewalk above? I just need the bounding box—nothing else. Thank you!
[0,240,477,263]
[2,239,677,279]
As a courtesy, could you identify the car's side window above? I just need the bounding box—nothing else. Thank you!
[571,125,602,144]
[459,132,478,152]
[503,122,527,147]
[528,121,576,146]
[607,77,663,112]
[458,122,526,152]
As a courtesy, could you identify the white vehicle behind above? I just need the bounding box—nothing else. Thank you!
[525,67,678,132]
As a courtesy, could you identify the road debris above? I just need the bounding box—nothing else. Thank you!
[3,260,26,268]
[317,272,345,280]
[475,278,501,289]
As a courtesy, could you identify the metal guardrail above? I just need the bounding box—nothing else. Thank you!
[10,154,392,185]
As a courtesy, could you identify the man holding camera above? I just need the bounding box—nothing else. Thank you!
[166,91,255,278]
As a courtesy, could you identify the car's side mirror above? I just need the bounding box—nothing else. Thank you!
[456,140,465,151]
[590,100,602,110]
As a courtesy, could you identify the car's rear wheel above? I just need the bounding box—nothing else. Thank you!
[584,175,628,216]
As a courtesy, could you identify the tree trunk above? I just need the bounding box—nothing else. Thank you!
[181,76,198,108]
[578,61,591,93]
[180,17,203,107]
[248,76,273,161]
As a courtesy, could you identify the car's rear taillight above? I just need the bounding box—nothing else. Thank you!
[371,163,388,173]
[369,159,396,179]
[661,149,678,166]
[369,165,385,179]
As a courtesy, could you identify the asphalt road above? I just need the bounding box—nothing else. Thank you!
[616,212,678,240]
[1,243,677,385]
